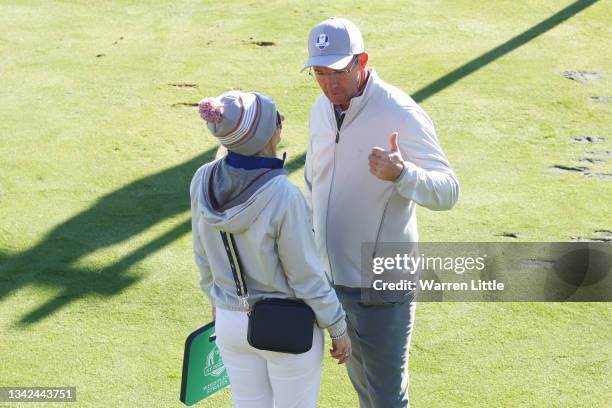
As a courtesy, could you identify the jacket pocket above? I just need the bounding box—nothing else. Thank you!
[372,195,392,258]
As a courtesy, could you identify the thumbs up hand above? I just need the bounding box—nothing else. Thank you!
[368,132,405,181]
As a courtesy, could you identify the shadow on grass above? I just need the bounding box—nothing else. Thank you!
[411,0,599,102]
[0,0,598,325]
[0,148,217,326]
[284,151,306,175]
[0,149,309,326]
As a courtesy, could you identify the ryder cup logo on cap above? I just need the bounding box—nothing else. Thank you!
[316,33,329,49]
[303,17,365,71]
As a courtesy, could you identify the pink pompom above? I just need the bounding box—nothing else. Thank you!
[198,97,224,123]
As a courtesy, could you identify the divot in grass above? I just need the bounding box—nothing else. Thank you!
[497,232,519,239]
[593,230,612,240]
[571,136,605,144]
[562,70,604,83]
[576,158,606,165]
[584,172,612,180]
[570,237,603,242]
[570,232,612,242]
[168,83,197,88]
[550,165,612,181]
[590,96,612,103]
[250,41,275,47]
[550,165,588,173]
[587,151,612,157]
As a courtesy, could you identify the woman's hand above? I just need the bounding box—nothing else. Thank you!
[330,333,352,364]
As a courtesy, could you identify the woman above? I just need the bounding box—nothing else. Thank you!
[190,90,351,408]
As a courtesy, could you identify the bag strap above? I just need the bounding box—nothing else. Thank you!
[220,230,249,309]
[212,155,288,310]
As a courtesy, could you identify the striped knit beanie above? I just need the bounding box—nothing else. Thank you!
[198,91,278,156]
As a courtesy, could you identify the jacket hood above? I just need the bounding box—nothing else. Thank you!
[196,160,283,234]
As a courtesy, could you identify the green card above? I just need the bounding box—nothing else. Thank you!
[180,321,230,406]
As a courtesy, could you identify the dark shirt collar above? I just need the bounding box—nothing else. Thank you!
[226,150,285,170]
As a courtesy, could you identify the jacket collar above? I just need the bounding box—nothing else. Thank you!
[226,150,285,170]
[332,68,379,128]
[349,68,376,108]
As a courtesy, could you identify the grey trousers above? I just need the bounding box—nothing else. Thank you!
[334,286,417,408]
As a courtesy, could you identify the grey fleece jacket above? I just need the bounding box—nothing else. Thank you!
[190,156,347,338]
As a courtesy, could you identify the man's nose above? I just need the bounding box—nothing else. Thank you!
[328,76,340,89]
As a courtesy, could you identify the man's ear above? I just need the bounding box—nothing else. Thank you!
[359,52,369,69]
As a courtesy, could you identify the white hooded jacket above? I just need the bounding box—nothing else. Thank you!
[190,156,346,335]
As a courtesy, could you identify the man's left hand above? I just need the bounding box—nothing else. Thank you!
[368,132,405,181]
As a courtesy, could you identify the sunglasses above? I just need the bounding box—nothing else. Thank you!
[308,55,360,78]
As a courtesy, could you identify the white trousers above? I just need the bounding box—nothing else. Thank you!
[215,308,324,408]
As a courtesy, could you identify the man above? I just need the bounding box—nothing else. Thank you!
[302,18,459,408]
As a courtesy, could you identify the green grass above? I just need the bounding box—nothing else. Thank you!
[1,0,611,407]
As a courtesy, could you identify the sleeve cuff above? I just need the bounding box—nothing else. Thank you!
[392,162,408,185]
[327,317,347,339]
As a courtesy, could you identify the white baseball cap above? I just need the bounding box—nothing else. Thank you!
[302,17,364,71]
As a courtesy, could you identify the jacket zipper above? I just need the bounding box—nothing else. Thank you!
[324,107,344,284]
[372,195,392,258]
[325,128,340,284]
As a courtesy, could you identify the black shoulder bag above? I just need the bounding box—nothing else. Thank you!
[220,230,315,354]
